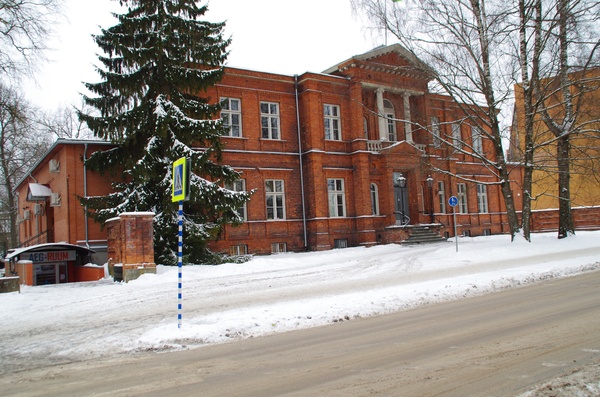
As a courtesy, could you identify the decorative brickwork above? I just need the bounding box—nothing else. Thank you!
[106,212,156,282]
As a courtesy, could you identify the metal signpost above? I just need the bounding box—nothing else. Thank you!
[172,157,190,328]
[448,196,459,252]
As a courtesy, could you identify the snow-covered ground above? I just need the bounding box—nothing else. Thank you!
[1,231,600,391]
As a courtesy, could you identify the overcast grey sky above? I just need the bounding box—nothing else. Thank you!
[25,0,378,110]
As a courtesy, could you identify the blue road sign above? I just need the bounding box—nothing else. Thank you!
[172,157,190,202]
[448,196,458,207]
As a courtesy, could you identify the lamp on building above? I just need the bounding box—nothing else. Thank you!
[397,173,406,188]
[426,175,434,187]
[426,175,434,223]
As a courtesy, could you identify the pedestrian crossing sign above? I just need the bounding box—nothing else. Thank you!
[172,157,190,202]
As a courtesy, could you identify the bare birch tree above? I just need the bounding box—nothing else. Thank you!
[512,0,599,239]
[0,83,51,248]
[533,0,599,238]
[514,0,544,241]
[353,0,599,241]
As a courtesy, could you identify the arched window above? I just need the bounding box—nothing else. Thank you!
[363,116,368,138]
[383,99,397,141]
[370,183,379,215]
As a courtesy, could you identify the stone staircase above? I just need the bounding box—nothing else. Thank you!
[403,225,447,245]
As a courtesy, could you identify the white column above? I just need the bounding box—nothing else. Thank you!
[403,93,413,143]
[376,87,387,141]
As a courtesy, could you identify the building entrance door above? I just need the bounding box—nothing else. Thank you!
[393,172,409,225]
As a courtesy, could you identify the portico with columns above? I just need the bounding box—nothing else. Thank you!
[316,44,508,246]
[371,84,425,144]
[320,44,442,241]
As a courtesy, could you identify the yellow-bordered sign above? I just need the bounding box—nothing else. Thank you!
[172,157,190,202]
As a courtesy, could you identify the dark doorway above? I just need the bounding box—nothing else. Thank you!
[393,172,409,225]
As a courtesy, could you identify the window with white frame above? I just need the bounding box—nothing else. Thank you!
[438,181,446,214]
[471,126,483,153]
[457,183,468,214]
[225,179,247,221]
[477,183,489,213]
[220,98,242,137]
[265,179,285,220]
[363,117,368,138]
[271,242,287,253]
[328,178,346,217]
[384,99,397,141]
[324,104,341,140]
[370,183,379,215]
[452,123,462,149]
[260,102,280,139]
[432,117,442,148]
[229,244,248,256]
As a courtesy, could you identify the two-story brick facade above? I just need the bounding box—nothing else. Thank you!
[14,44,514,261]
[14,140,114,261]
[209,44,513,255]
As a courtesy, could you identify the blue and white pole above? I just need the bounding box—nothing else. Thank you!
[178,200,183,328]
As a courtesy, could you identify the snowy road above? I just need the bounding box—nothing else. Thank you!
[1,269,599,397]
[1,232,599,376]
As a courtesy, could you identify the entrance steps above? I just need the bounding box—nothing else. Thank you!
[403,225,447,245]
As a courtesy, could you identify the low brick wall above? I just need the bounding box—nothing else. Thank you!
[0,277,20,293]
[529,206,600,233]
[75,265,106,282]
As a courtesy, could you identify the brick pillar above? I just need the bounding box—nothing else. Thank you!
[105,212,156,282]
[120,212,155,266]
[352,152,377,247]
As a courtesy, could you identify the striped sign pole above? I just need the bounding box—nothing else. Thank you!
[178,200,183,329]
[172,157,189,329]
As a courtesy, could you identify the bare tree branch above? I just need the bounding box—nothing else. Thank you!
[0,0,63,80]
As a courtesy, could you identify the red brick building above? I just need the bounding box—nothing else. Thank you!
[209,44,514,255]
[14,140,114,263]
[14,44,515,261]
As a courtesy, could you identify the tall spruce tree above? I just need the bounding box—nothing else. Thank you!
[79,0,251,265]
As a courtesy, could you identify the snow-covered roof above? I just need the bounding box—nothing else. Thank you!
[5,243,95,261]
[322,43,432,76]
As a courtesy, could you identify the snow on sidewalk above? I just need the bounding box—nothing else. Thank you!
[0,231,599,374]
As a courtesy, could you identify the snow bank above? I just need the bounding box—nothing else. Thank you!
[0,231,599,373]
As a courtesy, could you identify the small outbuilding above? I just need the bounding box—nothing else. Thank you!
[3,243,104,286]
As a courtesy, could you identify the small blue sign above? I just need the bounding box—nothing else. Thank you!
[448,196,458,207]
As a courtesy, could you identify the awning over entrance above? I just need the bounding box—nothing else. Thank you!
[27,183,53,201]
[5,243,99,286]
[5,243,95,262]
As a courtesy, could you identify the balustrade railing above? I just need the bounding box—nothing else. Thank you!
[367,140,427,153]
[367,140,383,152]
